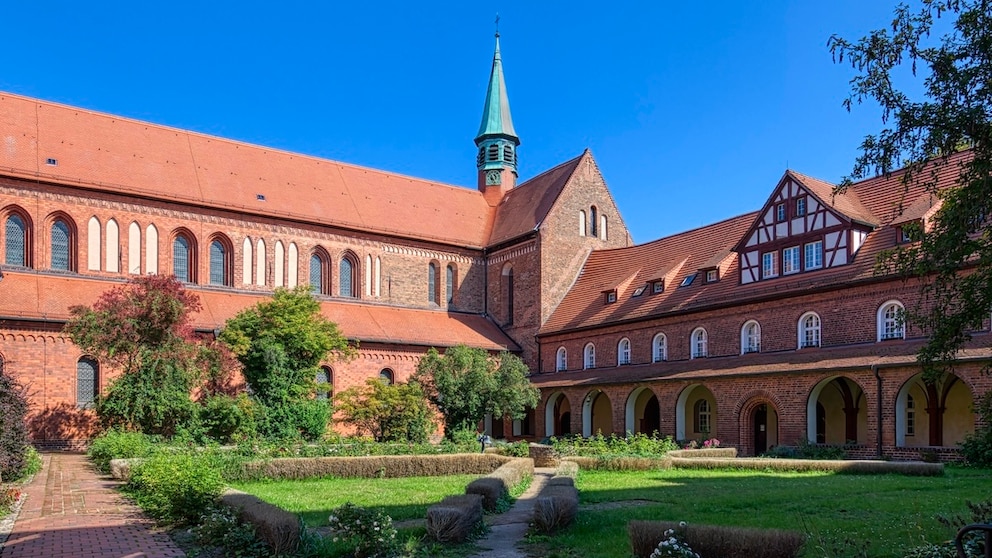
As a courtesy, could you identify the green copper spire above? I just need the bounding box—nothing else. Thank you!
[475,33,518,144]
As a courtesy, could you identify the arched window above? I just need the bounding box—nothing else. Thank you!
[691,328,708,358]
[590,206,598,237]
[287,243,299,288]
[799,312,821,348]
[652,333,667,363]
[878,300,905,341]
[741,320,761,354]
[693,399,711,433]
[556,347,567,372]
[5,213,29,267]
[242,237,253,285]
[87,216,101,271]
[379,368,394,385]
[145,224,158,275]
[428,262,439,305]
[128,222,141,274]
[579,210,587,236]
[105,219,119,273]
[50,219,72,271]
[364,255,373,297]
[77,356,99,408]
[209,238,230,286]
[600,215,608,240]
[172,233,194,283]
[374,257,382,298]
[310,250,330,295]
[446,264,456,305]
[255,239,267,286]
[274,240,285,287]
[618,338,631,366]
[583,343,596,369]
[316,366,332,400]
[339,253,358,297]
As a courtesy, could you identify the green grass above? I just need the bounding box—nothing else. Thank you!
[524,466,992,558]
[231,474,481,526]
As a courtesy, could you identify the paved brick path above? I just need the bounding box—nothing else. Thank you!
[0,453,184,558]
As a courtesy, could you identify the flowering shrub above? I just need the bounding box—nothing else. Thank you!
[683,438,720,450]
[0,487,21,510]
[328,503,398,558]
[192,506,269,558]
[650,522,699,558]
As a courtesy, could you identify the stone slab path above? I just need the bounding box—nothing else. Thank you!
[471,467,556,558]
[0,453,184,558]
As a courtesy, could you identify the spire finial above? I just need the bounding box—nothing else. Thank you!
[495,13,500,37]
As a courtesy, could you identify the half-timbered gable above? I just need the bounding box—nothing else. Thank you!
[735,171,878,285]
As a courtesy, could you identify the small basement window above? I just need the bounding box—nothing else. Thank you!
[680,273,697,288]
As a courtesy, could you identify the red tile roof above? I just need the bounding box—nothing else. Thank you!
[487,153,585,246]
[788,170,878,226]
[0,272,518,351]
[531,334,992,388]
[541,152,973,335]
[0,92,496,248]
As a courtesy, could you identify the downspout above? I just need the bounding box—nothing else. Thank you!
[535,337,542,374]
[873,364,882,459]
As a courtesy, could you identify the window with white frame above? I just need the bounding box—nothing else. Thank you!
[804,241,823,270]
[799,312,821,348]
[583,343,596,369]
[796,197,806,217]
[783,246,800,274]
[762,252,778,278]
[694,399,711,433]
[741,320,761,354]
[556,347,567,372]
[878,300,905,340]
[776,204,786,222]
[691,328,708,358]
[617,338,631,365]
[652,333,667,362]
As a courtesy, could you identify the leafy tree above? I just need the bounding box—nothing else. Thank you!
[220,287,352,440]
[334,378,434,443]
[0,365,30,481]
[829,1,992,377]
[412,345,539,438]
[64,275,226,435]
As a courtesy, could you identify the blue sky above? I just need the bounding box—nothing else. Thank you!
[2,1,908,244]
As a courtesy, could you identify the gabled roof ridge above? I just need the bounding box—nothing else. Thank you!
[4,90,479,195]
[786,169,878,226]
[605,209,761,254]
[513,151,585,191]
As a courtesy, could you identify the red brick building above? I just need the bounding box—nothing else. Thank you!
[0,35,987,457]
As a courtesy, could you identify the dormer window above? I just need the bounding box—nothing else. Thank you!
[796,197,806,217]
[632,286,645,297]
[652,281,665,294]
[705,269,718,283]
[605,290,617,304]
[680,273,697,287]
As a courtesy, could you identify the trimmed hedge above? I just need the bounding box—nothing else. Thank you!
[532,477,578,534]
[426,494,484,542]
[669,457,943,475]
[465,457,533,511]
[629,520,805,558]
[235,453,512,481]
[668,447,738,459]
[561,456,673,471]
[220,489,300,555]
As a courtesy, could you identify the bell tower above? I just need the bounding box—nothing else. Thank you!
[475,29,520,206]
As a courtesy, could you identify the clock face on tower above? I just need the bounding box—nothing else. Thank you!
[485,170,502,186]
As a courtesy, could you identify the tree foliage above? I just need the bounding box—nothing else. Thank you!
[0,364,30,481]
[220,287,352,440]
[64,275,230,435]
[334,378,434,443]
[412,345,539,437]
[829,0,992,376]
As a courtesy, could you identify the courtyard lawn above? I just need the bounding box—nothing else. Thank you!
[525,466,992,558]
[230,473,481,526]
